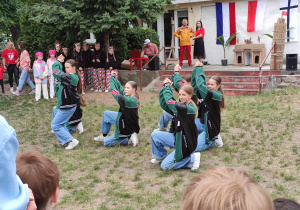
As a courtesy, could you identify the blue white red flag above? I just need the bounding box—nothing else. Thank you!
[216,2,236,45]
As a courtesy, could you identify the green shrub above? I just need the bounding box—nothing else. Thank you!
[110,30,128,68]
[126,27,160,57]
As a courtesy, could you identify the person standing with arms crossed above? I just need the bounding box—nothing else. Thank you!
[174,19,195,67]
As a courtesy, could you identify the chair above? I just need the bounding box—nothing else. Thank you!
[130,50,148,71]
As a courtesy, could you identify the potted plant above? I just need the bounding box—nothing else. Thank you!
[217,31,238,66]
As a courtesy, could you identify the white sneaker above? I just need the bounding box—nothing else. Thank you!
[77,122,84,134]
[98,90,103,92]
[191,152,201,170]
[13,90,19,96]
[215,134,223,148]
[94,134,108,142]
[29,90,35,95]
[10,87,14,93]
[153,127,168,132]
[82,91,85,95]
[129,132,138,147]
[65,139,79,150]
[51,130,54,133]
[35,98,39,101]
[90,88,94,91]
[151,159,162,164]
[95,89,99,93]
[105,90,109,93]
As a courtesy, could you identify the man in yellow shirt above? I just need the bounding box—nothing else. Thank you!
[174,19,195,67]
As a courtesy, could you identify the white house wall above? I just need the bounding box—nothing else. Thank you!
[159,0,300,65]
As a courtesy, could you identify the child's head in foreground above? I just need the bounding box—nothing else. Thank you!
[181,166,274,210]
[16,150,60,210]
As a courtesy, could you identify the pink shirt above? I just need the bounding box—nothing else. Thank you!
[142,43,158,56]
[47,58,56,74]
[20,50,31,70]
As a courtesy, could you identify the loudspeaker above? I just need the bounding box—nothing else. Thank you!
[286,54,297,71]
[148,56,160,70]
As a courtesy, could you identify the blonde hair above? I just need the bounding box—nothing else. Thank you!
[181,166,274,210]
[7,41,15,50]
[179,85,198,119]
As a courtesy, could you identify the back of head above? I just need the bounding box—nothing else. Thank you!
[274,198,300,210]
[16,150,60,210]
[181,166,274,210]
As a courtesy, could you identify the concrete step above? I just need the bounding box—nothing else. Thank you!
[222,82,265,89]
[223,88,259,96]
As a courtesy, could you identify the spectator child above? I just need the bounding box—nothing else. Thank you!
[105,46,119,92]
[47,50,57,98]
[0,61,4,93]
[33,52,49,101]
[71,43,85,94]
[181,166,274,210]
[92,42,106,92]
[82,43,93,90]
[16,150,60,210]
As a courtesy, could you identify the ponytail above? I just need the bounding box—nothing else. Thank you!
[210,75,225,109]
[65,59,88,107]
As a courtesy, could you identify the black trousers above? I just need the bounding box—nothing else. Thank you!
[148,56,159,70]
[0,79,4,93]
[7,64,19,87]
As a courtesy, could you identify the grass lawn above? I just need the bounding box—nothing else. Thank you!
[1,87,300,209]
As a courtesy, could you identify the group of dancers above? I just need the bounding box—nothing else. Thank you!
[51,49,224,170]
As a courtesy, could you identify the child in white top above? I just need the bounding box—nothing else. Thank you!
[47,50,56,98]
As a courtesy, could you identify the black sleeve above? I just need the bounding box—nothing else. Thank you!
[117,94,125,110]
[61,73,72,86]
[175,103,187,117]
[113,55,118,69]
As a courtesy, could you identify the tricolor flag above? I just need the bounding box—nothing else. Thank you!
[247,0,266,32]
[216,2,236,45]
[280,0,298,42]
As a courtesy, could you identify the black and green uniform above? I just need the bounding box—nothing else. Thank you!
[110,76,140,139]
[159,84,198,162]
[52,61,79,109]
[192,66,222,143]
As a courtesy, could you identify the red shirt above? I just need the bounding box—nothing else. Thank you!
[1,49,19,65]
[0,66,4,80]
[196,28,205,39]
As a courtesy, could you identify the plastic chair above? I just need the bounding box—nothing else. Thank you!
[130,50,148,71]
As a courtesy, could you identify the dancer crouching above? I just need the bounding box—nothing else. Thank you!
[94,70,140,147]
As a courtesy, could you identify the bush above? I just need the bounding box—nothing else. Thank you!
[126,27,160,57]
[110,30,128,68]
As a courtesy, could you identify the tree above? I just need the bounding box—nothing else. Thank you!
[25,0,172,51]
[0,0,21,44]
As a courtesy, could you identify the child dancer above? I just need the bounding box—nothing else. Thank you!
[150,82,199,170]
[55,43,63,58]
[105,46,118,92]
[51,56,81,150]
[33,52,49,101]
[92,42,106,92]
[82,43,93,90]
[71,43,85,94]
[47,50,56,98]
[157,62,225,170]
[94,70,139,147]
[0,61,4,93]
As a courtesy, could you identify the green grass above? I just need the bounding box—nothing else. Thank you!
[1,86,300,209]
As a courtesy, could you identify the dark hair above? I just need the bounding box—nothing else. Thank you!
[18,41,26,52]
[182,75,192,83]
[196,20,203,30]
[210,75,225,109]
[65,59,87,106]
[273,198,300,210]
[16,150,60,210]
